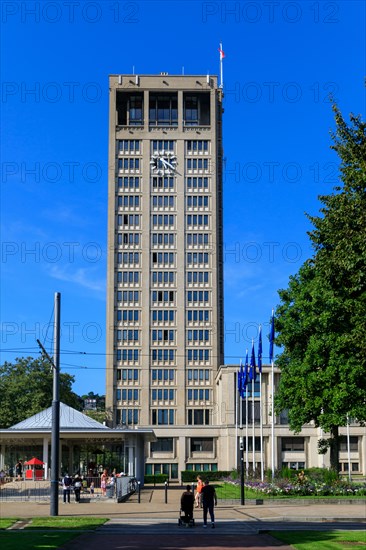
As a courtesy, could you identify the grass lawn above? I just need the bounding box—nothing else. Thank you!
[270,530,366,549]
[0,519,17,530]
[0,517,107,550]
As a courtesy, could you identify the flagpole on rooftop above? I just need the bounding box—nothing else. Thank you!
[219,42,224,89]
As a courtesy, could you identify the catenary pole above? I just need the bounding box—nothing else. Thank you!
[50,292,61,516]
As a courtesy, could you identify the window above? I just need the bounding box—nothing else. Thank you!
[116,350,139,363]
[149,93,178,126]
[151,140,175,152]
[187,409,210,425]
[117,271,140,284]
[151,271,175,284]
[186,252,209,265]
[116,367,139,380]
[187,272,209,284]
[151,233,175,246]
[151,438,174,452]
[183,93,210,126]
[151,409,175,425]
[281,438,305,452]
[117,329,139,342]
[152,214,175,227]
[152,195,175,209]
[186,195,209,208]
[117,233,140,246]
[151,368,175,382]
[186,158,209,171]
[151,350,175,362]
[187,329,209,342]
[118,158,140,171]
[151,252,175,265]
[187,350,210,361]
[339,436,358,452]
[117,139,141,153]
[152,329,175,342]
[186,177,209,190]
[187,389,210,401]
[187,290,209,303]
[151,388,175,402]
[151,310,175,322]
[187,310,210,322]
[187,369,210,382]
[117,310,139,322]
[186,215,209,227]
[120,388,139,401]
[119,408,139,425]
[117,195,140,209]
[186,140,209,152]
[118,176,140,190]
[191,438,213,452]
[152,290,175,303]
[116,290,139,303]
[116,92,143,126]
[117,252,140,265]
[152,176,174,190]
[117,214,140,227]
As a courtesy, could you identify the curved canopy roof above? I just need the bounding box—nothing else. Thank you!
[9,403,109,431]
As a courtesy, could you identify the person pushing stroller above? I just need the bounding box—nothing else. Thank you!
[180,485,195,526]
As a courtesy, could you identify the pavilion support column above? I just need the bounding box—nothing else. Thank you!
[43,438,49,480]
[127,440,135,477]
[0,445,4,470]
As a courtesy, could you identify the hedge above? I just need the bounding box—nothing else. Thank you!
[181,470,231,483]
[144,474,169,484]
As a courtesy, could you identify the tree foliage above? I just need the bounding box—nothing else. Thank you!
[274,105,366,469]
[0,356,82,428]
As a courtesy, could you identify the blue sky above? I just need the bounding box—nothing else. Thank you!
[1,0,365,396]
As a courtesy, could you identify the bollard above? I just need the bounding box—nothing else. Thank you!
[137,481,141,503]
[164,481,168,504]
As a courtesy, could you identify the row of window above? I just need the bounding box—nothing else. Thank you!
[116,177,211,192]
[187,389,210,401]
[117,310,139,322]
[117,271,140,284]
[116,329,139,342]
[117,309,211,324]
[152,233,175,245]
[152,388,175,401]
[117,195,140,208]
[114,349,211,364]
[117,233,140,246]
[117,252,211,266]
[117,290,139,302]
[116,388,139,401]
[116,140,210,154]
[117,272,209,285]
[118,159,211,172]
[118,214,140,226]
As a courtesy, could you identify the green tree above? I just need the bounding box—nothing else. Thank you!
[0,356,82,428]
[274,106,366,470]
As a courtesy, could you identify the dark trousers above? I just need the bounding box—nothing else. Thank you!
[74,488,81,502]
[203,502,215,524]
[63,489,70,503]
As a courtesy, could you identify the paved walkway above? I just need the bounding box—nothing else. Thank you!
[1,486,365,549]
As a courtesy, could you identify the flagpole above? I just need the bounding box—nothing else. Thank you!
[347,415,351,482]
[252,376,255,475]
[269,310,275,479]
[235,374,238,470]
[271,360,275,478]
[219,42,224,89]
[260,371,264,481]
[245,388,249,475]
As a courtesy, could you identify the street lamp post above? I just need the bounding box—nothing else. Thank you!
[240,436,245,505]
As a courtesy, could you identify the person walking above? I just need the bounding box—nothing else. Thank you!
[100,469,108,497]
[62,474,72,503]
[195,475,203,508]
[180,484,195,526]
[201,479,217,528]
[15,460,23,481]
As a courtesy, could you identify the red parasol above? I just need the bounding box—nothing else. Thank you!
[24,457,44,465]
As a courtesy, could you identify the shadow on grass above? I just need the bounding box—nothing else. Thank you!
[270,530,366,549]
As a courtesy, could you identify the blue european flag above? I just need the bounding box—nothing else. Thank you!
[249,341,256,382]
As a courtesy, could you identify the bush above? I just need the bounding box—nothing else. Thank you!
[144,474,168,484]
[181,470,231,483]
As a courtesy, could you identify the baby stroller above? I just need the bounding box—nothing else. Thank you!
[178,486,195,527]
[178,508,195,527]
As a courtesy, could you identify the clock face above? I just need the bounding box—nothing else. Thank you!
[150,153,177,174]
